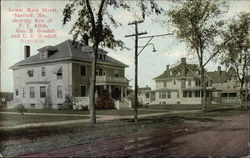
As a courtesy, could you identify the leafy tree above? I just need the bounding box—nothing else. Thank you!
[220,13,250,108]
[168,0,228,112]
[63,0,163,123]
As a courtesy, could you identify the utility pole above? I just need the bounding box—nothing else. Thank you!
[125,20,147,122]
[125,20,173,122]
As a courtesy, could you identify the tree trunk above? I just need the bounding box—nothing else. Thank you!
[240,82,244,109]
[89,45,98,124]
[201,67,206,112]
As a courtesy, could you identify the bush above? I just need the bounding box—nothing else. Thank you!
[16,104,27,115]
[58,95,73,110]
[96,90,115,110]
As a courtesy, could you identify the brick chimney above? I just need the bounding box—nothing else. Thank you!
[218,66,221,74]
[24,45,30,58]
[181,58,186,64]
[82,33,89,46]
[166,65,169,70]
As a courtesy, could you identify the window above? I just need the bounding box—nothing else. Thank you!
[162,92,166,99]
[195,91,200,97]
[56,67,63,80]
[103,55,106,60]
[173,80,176,85]
[41,51,47,58]
[30,104,35,108]
[80,65,86,76]
[80,85,86,97]
[27,69,34,77]
[115,73,119,77]
[167,92,171,98]
[41,67,46,76]
[99,54,103,60]
[40,86,46,98]
[195,80,200,86]
[30,87,35,98]
[188,79,191,86]
[145,92,149,98]
[15,89,19,96]
[57,86,62,98]
[164,81,167,87]
[57,73,62,79]
[177,91,180,98]
[188,91,192,98]
[183,91,187,98]
[23,88,25,98]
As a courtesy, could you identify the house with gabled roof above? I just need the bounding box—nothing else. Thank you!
[9,39,129,109]
[148,58,212,105]
[207,66,247,104]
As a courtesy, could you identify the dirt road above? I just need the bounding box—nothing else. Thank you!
[21,113,249,157]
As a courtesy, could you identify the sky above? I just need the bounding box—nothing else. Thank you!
[1,0,250,92]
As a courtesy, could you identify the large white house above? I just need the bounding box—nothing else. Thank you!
[141,58,249,105]
[9,40,129,109]
[146,58,212,105]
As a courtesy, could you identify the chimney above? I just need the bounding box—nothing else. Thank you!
[166,65,169,70]
[24,45,30,58]
[218,66,221,73]
[82,33,89,46]
[181,58,186,64]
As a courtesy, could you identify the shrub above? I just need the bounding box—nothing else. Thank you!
[96,90,115,110]
[16,104,27,115]
[58,95,73,110]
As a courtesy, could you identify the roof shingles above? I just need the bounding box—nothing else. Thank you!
[10,40,127,69]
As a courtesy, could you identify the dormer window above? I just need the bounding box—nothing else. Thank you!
[98,54,106,60]
[41,51,47,59]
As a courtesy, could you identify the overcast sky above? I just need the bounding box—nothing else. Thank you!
[1,0,250,92]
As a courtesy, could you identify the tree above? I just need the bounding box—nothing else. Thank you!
[62,0,163,123]
[168,0,228,112]
[220,13,250,109]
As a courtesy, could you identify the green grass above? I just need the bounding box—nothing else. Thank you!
[1,108,247,156]
[0,108,164,116]
[143,103,240,111]
[0,114,88,127]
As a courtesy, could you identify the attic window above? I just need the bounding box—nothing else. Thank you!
[98,54,106,60]
[41,51,47,58]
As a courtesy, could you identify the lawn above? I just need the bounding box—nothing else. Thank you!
[144,103,240,111]
[0,108,164,116]
[0,108,247,157]
[0,114,88,127]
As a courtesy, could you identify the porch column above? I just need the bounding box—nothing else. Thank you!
[108,85,112,94]
[124,86,127,98]
[121,86,124,101]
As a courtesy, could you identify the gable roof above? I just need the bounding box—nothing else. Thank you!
[207,71,228,83]
[207,67,237,83]
[154,62,200,80]
[10,40,128,69]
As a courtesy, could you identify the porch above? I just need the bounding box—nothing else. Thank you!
[96,85,128,101]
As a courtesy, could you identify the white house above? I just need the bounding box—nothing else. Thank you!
[142,58,213,105]
[9,39,129,109]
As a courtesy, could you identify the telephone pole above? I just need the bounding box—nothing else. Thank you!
[125,20,147,122]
